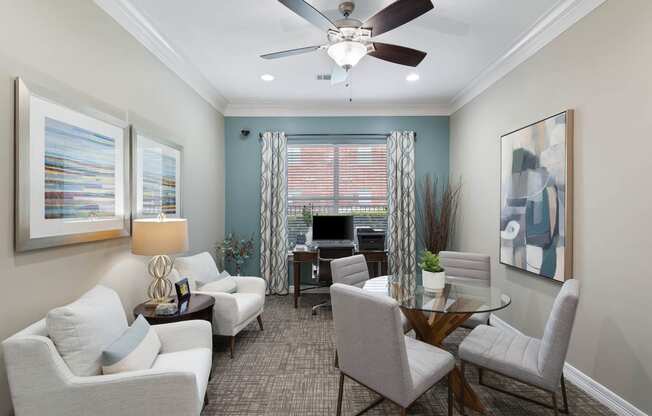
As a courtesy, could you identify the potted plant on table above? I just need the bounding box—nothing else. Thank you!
[419,250,446,292]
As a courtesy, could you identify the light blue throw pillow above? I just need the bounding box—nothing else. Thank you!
[196,270,230,287]
[101,315,161,375]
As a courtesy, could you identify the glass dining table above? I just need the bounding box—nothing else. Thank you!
[363,275,512,414]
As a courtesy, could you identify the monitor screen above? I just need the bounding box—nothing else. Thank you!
[312,216,354,241]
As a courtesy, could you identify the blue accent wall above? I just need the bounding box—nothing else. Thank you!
[224,116,450,281]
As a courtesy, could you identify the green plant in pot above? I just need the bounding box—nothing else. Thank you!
[419,250,446,292]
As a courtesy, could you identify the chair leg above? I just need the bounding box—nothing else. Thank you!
[257,315,264,331]
[561,374,569,414]
[334,350,339,368]
[336,372,345,416]
[478,367,484,385]
[552,392,559,416]
[448,374,453,416]
[312,300,331,315]
[229,336,235,359]
[460,360,466,416]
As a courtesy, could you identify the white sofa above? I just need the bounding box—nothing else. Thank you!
[174,252,266,358]
[2,285,212,416]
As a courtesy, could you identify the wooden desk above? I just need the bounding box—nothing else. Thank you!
[289,246,388,308]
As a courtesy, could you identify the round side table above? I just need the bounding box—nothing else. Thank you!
[133,294,215,326]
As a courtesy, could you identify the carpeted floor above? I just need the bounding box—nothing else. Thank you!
[202,294,615,416]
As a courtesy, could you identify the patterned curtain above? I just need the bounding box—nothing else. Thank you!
[260,132,288,295]
[387,131,417,292]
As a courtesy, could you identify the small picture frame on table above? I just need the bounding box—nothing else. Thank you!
[175,278,191,313]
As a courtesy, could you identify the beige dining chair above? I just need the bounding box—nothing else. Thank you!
[458,279,580,416]
[331,255,411,333]
[331,283,455,416]
[439,251,491,328]
[331,254,369,287]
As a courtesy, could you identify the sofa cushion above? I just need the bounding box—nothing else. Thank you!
[175,252,220,289]
[101,315,161,375]
[199,276,237,294]
[152,348,212,403]
[46,285,128,376]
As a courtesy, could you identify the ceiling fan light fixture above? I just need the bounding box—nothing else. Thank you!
[327,41,367,68]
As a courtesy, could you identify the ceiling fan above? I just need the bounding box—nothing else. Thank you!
[261,0,434,84]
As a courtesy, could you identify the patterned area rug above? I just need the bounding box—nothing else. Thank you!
[202,294,614,416]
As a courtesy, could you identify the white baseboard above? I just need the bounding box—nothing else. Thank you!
[489,315,647,416]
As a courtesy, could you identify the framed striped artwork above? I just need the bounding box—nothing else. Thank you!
[131,125,182,219]
[14,77,130,251]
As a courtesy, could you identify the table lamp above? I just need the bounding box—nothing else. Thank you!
[132,215,189,304]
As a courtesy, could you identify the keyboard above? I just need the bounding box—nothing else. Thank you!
[314,240,355,248]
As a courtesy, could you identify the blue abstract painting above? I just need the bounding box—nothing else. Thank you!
[44,117,116,219]
[500,111,573,282]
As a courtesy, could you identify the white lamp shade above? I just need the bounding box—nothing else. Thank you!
[327,41,367,67]
[132,218,189,256]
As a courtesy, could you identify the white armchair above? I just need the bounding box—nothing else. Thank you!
[175,252,266,358]
[2,287,213,416]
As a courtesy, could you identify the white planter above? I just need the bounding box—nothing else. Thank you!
[422,270,446,292]
[305,227,313,245]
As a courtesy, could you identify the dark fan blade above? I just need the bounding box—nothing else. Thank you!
[279,0,337,32]
[364,0,434,37]
[261,45,322,60]
[368,43,427,67]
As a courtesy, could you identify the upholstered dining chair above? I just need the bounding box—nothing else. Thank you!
[331,283,455,416]
[458,279,580,416]
[439,251,491,329]
[331,255,412,333]
[331,254,369,287]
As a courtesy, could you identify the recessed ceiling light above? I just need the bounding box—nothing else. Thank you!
[261,74,275,82]
[406,73,420,82]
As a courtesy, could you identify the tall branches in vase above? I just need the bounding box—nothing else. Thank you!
[417,174,462,254]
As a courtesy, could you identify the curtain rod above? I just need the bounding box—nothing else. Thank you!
[258,132,416,140]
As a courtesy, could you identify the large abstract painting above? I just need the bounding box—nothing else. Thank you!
[132,127,182,218]
[500,111,574,282]
[15,78,130,251]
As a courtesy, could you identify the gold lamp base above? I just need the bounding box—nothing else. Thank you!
[146,254,175,304]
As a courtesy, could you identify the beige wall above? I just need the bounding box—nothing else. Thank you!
[0,1,225,413]
[450,0,652,413]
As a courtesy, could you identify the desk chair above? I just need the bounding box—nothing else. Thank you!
[458,279,580,416]
[331,283,455,416]
[439,251,491,329]
[311,247,354,315]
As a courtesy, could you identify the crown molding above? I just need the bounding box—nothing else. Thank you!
[490,315,647,416]
[96,0,606,118]
[94,0,228,113]
[449,0,607,114]
[223,102,451,117]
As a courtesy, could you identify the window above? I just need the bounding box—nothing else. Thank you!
[287,142,388,244]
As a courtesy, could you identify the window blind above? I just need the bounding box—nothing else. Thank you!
[287,142,388,243]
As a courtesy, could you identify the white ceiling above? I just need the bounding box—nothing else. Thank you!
[127,0,556,107]
[102,0,602,114]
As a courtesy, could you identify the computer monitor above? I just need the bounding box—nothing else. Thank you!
[312,215,354,241]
